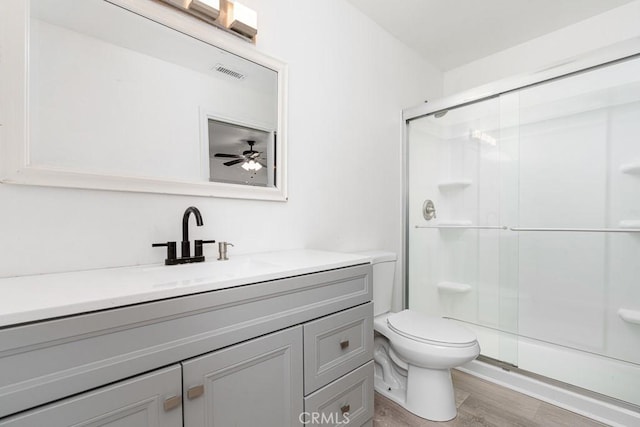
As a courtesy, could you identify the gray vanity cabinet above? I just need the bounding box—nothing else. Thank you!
[182,326,303,427]
[0,263,373,426]
[0,327,304,427]
[0,365,183,427]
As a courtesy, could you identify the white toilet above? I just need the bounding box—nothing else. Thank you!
[362,251,480,422]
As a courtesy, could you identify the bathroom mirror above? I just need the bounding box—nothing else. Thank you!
[0,0,288,201]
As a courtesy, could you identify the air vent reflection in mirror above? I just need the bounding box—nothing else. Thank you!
[214,64,245,80]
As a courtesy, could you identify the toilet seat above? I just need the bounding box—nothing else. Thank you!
[387,310,476,348]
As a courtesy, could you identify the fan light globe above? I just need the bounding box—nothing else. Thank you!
[241,159,262,171]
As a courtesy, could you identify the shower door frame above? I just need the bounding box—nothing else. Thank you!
[400,37,640,309]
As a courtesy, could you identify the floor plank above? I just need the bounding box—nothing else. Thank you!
[373,369,606,427]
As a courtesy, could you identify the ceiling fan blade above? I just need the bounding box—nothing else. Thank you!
[223,158,245,166]
[258,161,267,168]
[216,153,243,159]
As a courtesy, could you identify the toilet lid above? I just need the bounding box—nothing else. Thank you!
[387,310,476,345]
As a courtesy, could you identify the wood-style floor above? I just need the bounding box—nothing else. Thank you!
[373,369,607,427]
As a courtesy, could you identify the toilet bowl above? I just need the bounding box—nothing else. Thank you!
[359,251,480,422]
[374,310,480,421]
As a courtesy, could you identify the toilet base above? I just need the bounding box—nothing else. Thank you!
[406,365,457,421]
[374,346,458,422]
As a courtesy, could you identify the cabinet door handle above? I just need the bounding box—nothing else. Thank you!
[340,404,350,414]
[340,339,350,350]
[187,384,205,400]
[163,395,182,412]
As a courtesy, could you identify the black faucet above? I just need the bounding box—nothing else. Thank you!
[153,206,215,265]
[182,206,203,258]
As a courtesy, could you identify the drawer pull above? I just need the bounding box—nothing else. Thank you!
[187,385,205,400]
[340,404,350,414]
[163,395,182,412]
[340,339,350,350]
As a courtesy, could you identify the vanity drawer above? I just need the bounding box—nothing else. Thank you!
[304,302,373,394]
[303,361,374,427]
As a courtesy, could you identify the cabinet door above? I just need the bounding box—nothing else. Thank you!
[0,365,182,427]
[182,326,303,427]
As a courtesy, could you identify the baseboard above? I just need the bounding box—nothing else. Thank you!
[457,360,640,427]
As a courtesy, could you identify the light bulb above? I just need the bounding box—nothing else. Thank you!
[227,1,257,38]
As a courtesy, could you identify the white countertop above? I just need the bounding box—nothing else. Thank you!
[0,249,371,327]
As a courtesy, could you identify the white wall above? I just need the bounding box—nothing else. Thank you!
[0,0,442,283]
[443,0,640,96]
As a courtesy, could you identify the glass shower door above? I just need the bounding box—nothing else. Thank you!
[512,55,640,405]
[406,95,519,365]
[406,54,640,406]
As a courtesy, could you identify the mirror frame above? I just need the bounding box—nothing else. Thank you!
[0,0,288,201]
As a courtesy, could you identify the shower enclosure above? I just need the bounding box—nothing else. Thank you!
[404,48,640,409]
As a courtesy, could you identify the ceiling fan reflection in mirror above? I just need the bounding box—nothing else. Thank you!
[214,140,266,171]
[207,118,273,187]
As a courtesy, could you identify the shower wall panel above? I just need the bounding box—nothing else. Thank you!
[607,101,640,365]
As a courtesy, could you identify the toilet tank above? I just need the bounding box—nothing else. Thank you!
[356,251,397,316]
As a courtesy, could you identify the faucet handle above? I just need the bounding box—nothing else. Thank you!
[152,241,178,265]
[194,239,216,258]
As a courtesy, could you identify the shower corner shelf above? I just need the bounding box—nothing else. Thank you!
[619,162,640,175]
[619,220,640,229]
[437,180,472,191]
[618,308,640,325]
[437,282,472,294]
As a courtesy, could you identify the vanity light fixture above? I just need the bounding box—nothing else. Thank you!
[160,0,191,9]
[158,0,258,42]
[226,1,258,38]
[188,0,221,20]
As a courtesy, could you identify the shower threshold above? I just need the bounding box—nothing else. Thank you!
[457,355,640,427]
